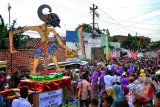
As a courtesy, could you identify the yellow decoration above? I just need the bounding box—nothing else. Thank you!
[140,69,146,77]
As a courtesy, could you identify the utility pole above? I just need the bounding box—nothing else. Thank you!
[90,4,98,59]
[8,3,12,73]
[90,4,98,38]
[8,3,11,27]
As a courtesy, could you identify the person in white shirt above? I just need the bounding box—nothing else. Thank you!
[113,72,121,85]
[104,71,113,89]
[12,86,32,107]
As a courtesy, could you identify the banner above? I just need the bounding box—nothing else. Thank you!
[65,50,77,58]
[78,27,86,58]
[104,30,110,61]
[88,39,101,47]
[39,89,62,107]
[66,29,86,59]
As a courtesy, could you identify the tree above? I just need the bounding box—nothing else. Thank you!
[151,40,160,50]
[0,15,30,50]
[0,15,8,49]
[155,41,160,49]
[10,20,30,49]
[121,34,138,51]
[111,36,118,42]
[75,23,103,35]
[121,34,151,52]
[76,23,92,33]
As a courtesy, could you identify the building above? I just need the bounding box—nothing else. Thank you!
[110,35,150,43]
[65,31,108,60]
[110,35,127,43]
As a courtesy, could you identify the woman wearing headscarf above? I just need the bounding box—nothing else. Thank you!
[106,87,117,107]
[99,70,106,94]
[112,84,124,100]
[127,65,134,76]
[121,74,129,96]
[90,71,99,98]
[111,64,116,74]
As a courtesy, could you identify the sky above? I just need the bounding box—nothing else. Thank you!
[0,0,160,41]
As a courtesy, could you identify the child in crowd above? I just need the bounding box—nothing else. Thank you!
[103,96,113,107]
[114,100,129,107]
[90,99,98,107]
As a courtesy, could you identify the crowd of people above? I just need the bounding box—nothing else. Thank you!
[0,70,30,107]
[75,56,160,107]
[0,55,160,107]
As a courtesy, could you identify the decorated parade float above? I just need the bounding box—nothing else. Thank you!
[3,4,78,107]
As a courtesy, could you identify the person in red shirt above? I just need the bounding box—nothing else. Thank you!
[77,73,91,107]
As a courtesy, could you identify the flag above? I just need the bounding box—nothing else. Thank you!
[77,26,86,58]
[104,30,110,61]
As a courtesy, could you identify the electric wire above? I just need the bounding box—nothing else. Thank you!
[98,7,160,34]
[74,1,160,36]
[9,0,160,39]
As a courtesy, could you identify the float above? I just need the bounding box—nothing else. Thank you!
[7,4,78,107]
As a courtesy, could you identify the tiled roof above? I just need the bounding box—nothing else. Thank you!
[25,37,66,48]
